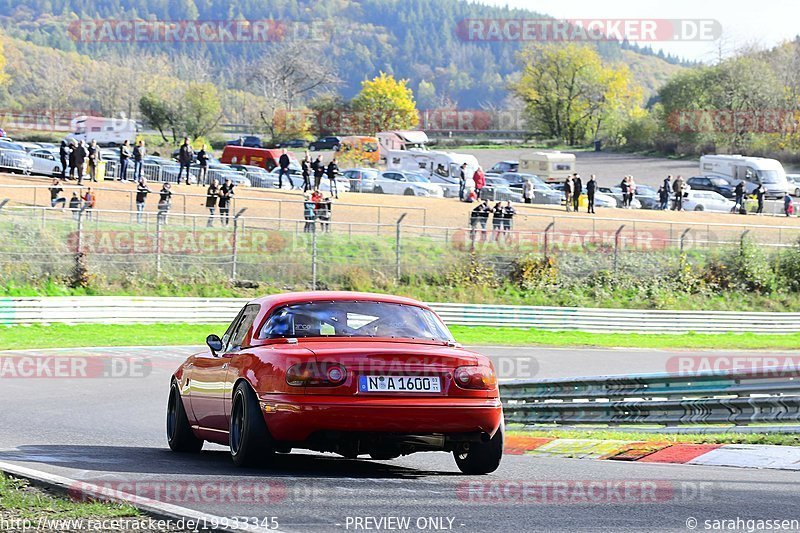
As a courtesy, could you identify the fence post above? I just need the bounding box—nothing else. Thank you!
[311,223,318,290]
[396,213,407,281]
[679,228,691,254]
[740,229,750,253]
[231,208,248,280]
[155,211,162,277]
[543,222,555,260]
[614,224,626,272]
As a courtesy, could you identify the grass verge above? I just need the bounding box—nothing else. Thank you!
[1,323,800,350]
[507,428,800,446]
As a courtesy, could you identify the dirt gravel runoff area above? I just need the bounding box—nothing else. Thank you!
[3,167,800,247]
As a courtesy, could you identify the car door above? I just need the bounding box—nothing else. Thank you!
[219,304,261,426]
[188,307,249,431]
[380,172,402,194]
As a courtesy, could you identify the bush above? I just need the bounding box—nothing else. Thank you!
[510,255,558,290]
[445,254,499,288]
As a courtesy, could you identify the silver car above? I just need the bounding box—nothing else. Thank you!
[0,147,34,174]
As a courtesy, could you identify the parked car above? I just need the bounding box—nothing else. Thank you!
[682,190,735,212]
[373,171,444,197]
[597,186,643,209]
[497,172,540,190]
[166,291,503,473]
[226,136,264,148]
[551,183,618,208]
[227,164,284,189]
[277,139,308,148]
[480,176,523,203]
[528,181,564,205]
[687,176,735,199]
[341,168,380,193]
[634,185,660,210]
[309,136,341,151]
[0,147,34,174]
[787,174,800,197]
[28,148,63,177]
[428,173,461,198]
[485,160,519,177]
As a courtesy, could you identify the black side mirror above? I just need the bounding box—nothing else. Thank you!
[206,334,223,356]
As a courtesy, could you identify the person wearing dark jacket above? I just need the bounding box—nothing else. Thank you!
[73,141,87,184]
[491,202,503,241]
[586,174,597,214]
[133,140,146,182]
[278,149,294,189]
[564,177,573,212]
[197,145,210,186]
[326,158,339,199]
[734,181,746,212]
[177,138,194,185]
[301,154,312,192]
[572,173,582,212]
[219,179,235,225]
[59,140,70,180]
[658,186,669,211]
[470,200,490,244]
[755,184,766,214]
[119,140,131,181]
[135,178,152,224]
[68,192,81,220]
[663,175,672,197]
[502,201,516,240]
[459,163,467,201]
[87,140,99,182]
[49,179,66,209]
[68,141,77,180]
[157,182,172,224]
[312,155,324,190]
[206,179,220,227]
[672,175,685,211]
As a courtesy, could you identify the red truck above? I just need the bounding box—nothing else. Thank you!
[220,146,298,171]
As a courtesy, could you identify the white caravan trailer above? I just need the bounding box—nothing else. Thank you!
[518,151,576,183]
[377,130,430,160]
[699,155,789,198]
[70,116,139,147]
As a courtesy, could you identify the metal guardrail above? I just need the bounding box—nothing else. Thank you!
[3,297,800,332]
[500,367,800,429]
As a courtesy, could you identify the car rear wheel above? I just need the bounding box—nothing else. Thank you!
[166,381,203,453]
[374,186,383,194]
[309,145,317,151]
[230,381,274,467]
[453,422,503,475]
[694,205,704,211]
[404,188,415,196]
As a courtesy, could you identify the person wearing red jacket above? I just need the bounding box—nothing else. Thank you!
[472,167,486,199]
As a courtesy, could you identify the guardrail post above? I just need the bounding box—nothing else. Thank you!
[614,224,626,272]
[231,208,248,280]
[396,213,407,281]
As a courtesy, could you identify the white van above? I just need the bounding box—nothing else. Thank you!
[699,155,789,198]
[70,115,139,147]
[518,151,576,183]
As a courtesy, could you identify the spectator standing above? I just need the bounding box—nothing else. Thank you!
[627,176,636,208]
[119,140,131,181]
[470,200,490,243]
[205,179,220,227]
[620,176,630,208]
[68,192,81,220]
[197,144,210,186]
[73,141,87,184]
[734,181,746,213]
[177,138,194,185]
[755,183,766,214]
[278,149,294,189]
[564,177,573,212]
[572,173,582,212]
[133,140,145,182]
[301,153,312,192]
[472,167,486,199]
[785,192,794,217]
[663,175,672,202]
[502,201,516,241]
[491,202,503,241]
[459,163,468,201]
[135,178,152,224]
[87,140,99,182]
[673,175,685,211]
[49,179,66,209]
[312,155,325,190]
[318,197,333,232]
[303,193,316,233]
[326,157,339,199]
[59,140,70,180]
[658,186,669,211]
[219,178,234,225]
[83,188,96,219]
[523,179,534,204]
[157,182,172,224]
[586,174,597,214]
[68,140,77,180]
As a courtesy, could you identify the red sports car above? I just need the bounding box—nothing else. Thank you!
[167,291,504,474]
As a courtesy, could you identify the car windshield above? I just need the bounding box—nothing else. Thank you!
[757,170,784,184]
[709,178,729,187]
[259,301,454,341]
[406,173,430,183]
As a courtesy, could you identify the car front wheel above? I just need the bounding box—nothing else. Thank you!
[694,205,704,211]
[166,381,203,453]
[230,381,274,467]
[453,422,503,474]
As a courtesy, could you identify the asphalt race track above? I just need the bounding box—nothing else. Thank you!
[1,345,799,532]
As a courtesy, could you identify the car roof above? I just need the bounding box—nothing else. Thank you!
[250,291,428,309]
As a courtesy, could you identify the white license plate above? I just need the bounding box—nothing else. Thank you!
[359,375,441,393]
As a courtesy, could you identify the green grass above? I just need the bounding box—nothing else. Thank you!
[507,428,800,446]
[2,323,800,350]
[0,473,139,520]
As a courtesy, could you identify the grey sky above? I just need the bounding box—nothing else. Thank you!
[478,0,798,62]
